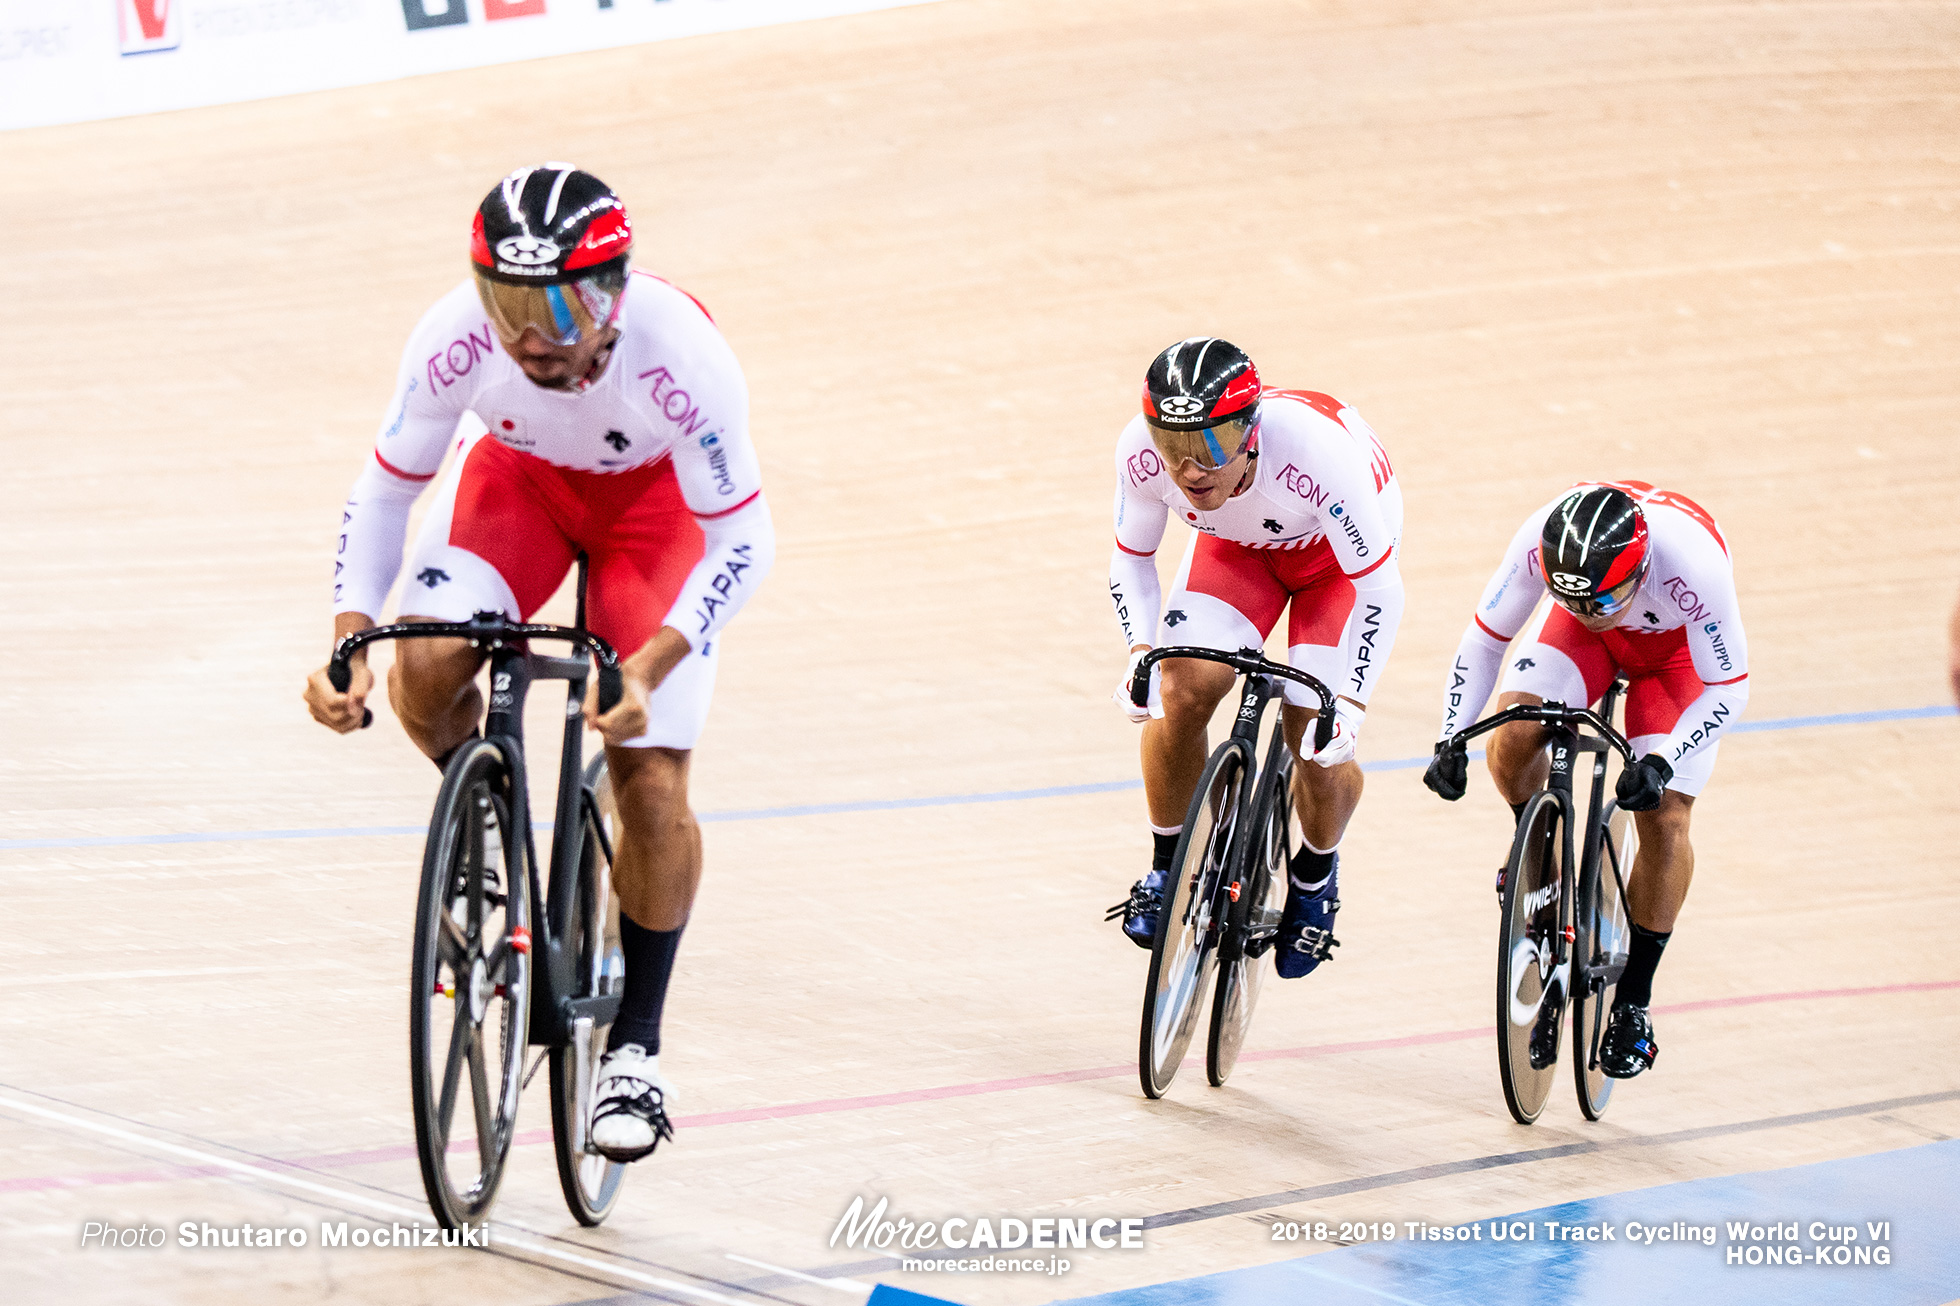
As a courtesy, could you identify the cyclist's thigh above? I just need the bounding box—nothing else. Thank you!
[1162,533,1286,653]
[397,430,578,623]
[1498,602,1615,709]
[1277,540,1356,709]
[1611,630,1719,797]
[583,460,717,751]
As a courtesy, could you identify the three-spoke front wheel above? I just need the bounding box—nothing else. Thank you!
[410,740,533,1229]
[1140,742,1245,1099]
[1496,790,1567,1125]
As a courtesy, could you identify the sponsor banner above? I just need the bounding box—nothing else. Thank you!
[0,0,944,130]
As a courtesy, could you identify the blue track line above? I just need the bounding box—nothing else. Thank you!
[3,703,1951,853]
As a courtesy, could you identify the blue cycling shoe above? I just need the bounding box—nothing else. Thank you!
[1106,870,1166,949]
[1275,856,1341,979]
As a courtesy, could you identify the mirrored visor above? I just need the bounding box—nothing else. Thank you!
[475,271,623,347]
[1146,414,1259,471]
[1554,571,1642,619]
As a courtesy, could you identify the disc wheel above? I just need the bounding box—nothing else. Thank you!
[1207,734,1290,1087]
[1574,798,1636,1120]
[1496,790,1567,1125]
[410,740,533,1229]
[1139,742,1245,1099]
[550,755,628,1225]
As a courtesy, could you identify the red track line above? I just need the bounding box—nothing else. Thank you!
[3,978,1954,1196]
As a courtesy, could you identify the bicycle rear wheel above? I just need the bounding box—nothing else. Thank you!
[1207,733,1290,1087]
[549,754,627,1224]
[1496,790,1567,1125]
[410,740,533,1228]
[1139,742,1245,1099]
[1573,799,1636,1120]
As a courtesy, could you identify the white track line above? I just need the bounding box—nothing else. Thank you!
[725,1252,869,1293]
[0,1090,755,1305]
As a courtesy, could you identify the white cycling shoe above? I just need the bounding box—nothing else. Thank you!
[588,1043,676,1162]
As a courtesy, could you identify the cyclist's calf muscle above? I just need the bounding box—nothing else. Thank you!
[605,745,702,932]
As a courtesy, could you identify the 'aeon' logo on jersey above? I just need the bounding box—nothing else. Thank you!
[495,236,560,266]
[1126,449,1164,486]
[1157,396,1204,420]
[1275,464,1328,507]
[1662,575,1713,624]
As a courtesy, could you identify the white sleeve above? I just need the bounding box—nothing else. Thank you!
[1109,545,1162,650]
[661,492,776,651]
[1310,427,1402,705]
[1653,540,1750,769]
[1473,504,1557,641]
[1340,555,1404,706]
[332,300,470,618]
[1438,622,1510,742]
[1110,446,1170,649]
[333,455,431,619]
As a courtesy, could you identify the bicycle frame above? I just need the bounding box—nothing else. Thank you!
[326,588,625,1051]
[1444,684,1636,974]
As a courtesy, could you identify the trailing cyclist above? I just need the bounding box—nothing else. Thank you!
[1108,338,1405,977]
[303,165,776,1163]
[1423,482,1749,1079]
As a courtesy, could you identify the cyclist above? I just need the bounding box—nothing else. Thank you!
[1423,483,1748,1079]
[302,164,775,1162]
[1108,338,1405,978]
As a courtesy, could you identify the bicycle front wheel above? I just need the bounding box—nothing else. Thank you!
[550,754,627,1225]
[1574,798,1636,1120]
[410,739,533,1228]
[1207,733,1291,1087]
[1140,742,1245,1099]
[1496,790,1567,1125]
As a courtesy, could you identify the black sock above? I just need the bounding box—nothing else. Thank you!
[606,914,684,1055]
[1288,845,1335,893]
[1616,923,1671,1009]
[1510,801,1528,826]
[1151,831,1179,872]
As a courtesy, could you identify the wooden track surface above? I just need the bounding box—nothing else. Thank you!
[2,1,1957,1302]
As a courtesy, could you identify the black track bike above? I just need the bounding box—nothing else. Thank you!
[1123,646,1335,1099]
[327,558,633,1227]
[1434,676,1640,1124]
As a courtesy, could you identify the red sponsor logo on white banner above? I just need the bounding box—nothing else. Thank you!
[118,0,182,55]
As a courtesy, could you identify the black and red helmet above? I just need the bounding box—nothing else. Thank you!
[1541,486,1651,617]
[1141,338,1263,469]
[469,164,633,345]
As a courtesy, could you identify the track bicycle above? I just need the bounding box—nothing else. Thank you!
[327,557,634,1228]
[1434,676,1640,1124]
[1123,646,1336,1099]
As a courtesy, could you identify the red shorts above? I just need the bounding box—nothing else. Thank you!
[1499,604,1718,794]
[1160,535,1356,706]
[399,432,717,749]
[442,435,703,656]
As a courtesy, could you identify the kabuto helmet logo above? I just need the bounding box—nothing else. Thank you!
[1550,571,1593,595]
[495,236,560,266]
[1157,395,1205,420]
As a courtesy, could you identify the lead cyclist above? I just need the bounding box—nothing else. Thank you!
[302,165,776,1162]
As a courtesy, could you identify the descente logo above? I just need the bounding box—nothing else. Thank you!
[830,1196,1145,1254]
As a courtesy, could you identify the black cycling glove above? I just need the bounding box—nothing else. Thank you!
[1615,752,1673,811]
[1423,741,1468,802]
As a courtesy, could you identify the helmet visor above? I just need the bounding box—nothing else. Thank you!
[1553,571,1643,619]
[1146,414,1259,472]
[475,270,623,347]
